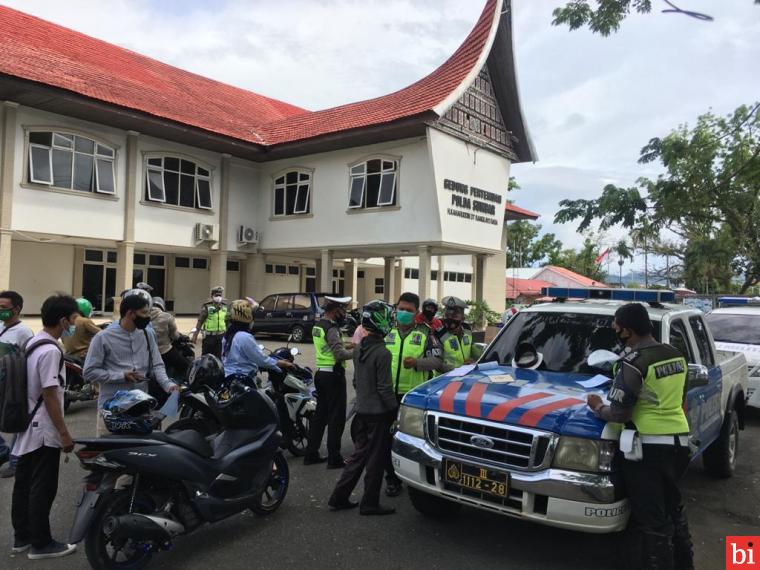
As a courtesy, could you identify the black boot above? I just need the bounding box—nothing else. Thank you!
[642,532,674,570]
[672,507,694,570]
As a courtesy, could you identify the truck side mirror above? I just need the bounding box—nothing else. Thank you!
[687,363,710,389]
[587,349,620,370]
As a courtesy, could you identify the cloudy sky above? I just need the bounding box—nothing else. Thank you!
[5,0,758,271]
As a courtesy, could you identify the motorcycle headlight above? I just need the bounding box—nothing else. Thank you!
[552,437,616,472]
[397,405,425,439]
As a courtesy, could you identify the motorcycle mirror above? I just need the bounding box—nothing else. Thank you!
[258,344,266,352]
[587,349,620,369]
[290,347,299,357]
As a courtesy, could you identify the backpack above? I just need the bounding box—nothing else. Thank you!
[0,339,63,433]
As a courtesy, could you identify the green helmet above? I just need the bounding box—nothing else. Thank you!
[76,297,93,318]
[361,300,394,337]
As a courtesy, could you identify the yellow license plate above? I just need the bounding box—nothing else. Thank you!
[443,460,509,498]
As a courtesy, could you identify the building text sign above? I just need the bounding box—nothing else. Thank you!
[443,179,501,226]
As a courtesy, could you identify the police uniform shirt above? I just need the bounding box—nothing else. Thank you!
[390,324,443,372]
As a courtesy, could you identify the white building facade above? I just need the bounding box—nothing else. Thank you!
[0,0,535,316]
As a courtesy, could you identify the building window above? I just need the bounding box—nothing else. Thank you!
[175,257,190,268]
[404,268,420,279]
[149,255,165,267]
[275,264,287,275]
[266,264,274,274]
[431,270,438,281]
[357,270,365,279]
[107,251,118,264]
[85,249,103,262]
[145,156,212,210]
[273,170,311,216]
[134,253,146,265]
[27,131,115,195]
[306,267,316,276]
[348,158,398,209]
[227,260,240,272]
[375,278,384,294]
[192,258,208,269]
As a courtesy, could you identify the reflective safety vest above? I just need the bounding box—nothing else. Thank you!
[616,345,689,435]
[440,330,473,370]
[202,303,227,333]
[385,325,429,396]
[312,321,344,369]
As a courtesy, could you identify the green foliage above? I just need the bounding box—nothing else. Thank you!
[548,235,607,283]
[552,0,653,35]
[465,300,501,331]
[555,103,760,293]
[506,221,563,268]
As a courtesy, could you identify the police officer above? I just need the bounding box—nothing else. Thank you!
[191,286,227,358]
[304,296,354,468]
[384,292,442,496]
[437,296,475,372]
[587,303,693,570]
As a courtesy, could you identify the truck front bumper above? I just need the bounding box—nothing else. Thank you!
[393,432,629,534]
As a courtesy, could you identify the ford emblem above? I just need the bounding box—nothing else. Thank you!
[470,435,495,449]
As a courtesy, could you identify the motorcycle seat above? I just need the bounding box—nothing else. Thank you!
[152,430,214,458]
[64,354,85,366]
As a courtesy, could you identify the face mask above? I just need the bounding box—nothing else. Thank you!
[61,319,75,338]
[0,309,13,322]
[213,296,223,303]
[445,318,461,332]
[423,308,436,321]
[134,315,151,330]
[396,310,414,326]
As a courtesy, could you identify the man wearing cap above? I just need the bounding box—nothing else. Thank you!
[437,296,475,372]
[191,286,227,358]
[304,296,354,468]
[415,298,443,333]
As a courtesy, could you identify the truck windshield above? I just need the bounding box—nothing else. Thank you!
[482,312,620,374]
[705,314,760,345]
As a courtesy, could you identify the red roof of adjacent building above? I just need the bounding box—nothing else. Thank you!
[505,202,540,220]
[506,277,553,299]
[540,266,609,288]
[0,0,500,148]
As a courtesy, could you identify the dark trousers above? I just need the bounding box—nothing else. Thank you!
[330,412,395,508]
[621,442,693,570]
[384,394,404,485]
[11,445,61,549]
[162,346,190,380]
[202,334,223,358]
[306,370,347,459]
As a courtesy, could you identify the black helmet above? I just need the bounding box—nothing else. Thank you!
[212,381,279,430]
[362,300,394,337]
[188,354,225,392]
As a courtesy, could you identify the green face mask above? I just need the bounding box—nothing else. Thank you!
[396,310,414,326]
[0,309,13,321]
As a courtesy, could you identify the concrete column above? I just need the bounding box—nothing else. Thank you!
[0,102,19,291]
[209,251,228,295]
[208,154,231,295]
[383,257,396,303]
[436,256,444,301]
[394,258,405,301]
[112,131,140,316]
[319,249,333,293]
[73,247,85,296]
[417,246,431,302]
[165,254,176,309]
[473,254,486,303]
[246,251,266,299]
[345,259,358,304]
[112,241,135,317]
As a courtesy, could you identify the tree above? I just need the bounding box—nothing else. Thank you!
[555,103,760,293]
[549,235,607,283]
[506,222,563,267]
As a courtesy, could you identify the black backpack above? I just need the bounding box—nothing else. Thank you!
[0,339,63,433]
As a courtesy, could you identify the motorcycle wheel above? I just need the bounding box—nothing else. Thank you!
[285,412,311,457]
[85,489,155,570]
[63,394,71,412]
[250,452,289,516]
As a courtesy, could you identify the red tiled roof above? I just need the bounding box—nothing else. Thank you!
[505,202,540,220]
[0,0,500,148]
[506,277,553,299]
[541,266,609,288]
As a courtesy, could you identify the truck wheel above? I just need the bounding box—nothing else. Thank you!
[408,486,461,517]
[290,325,306,343]
[703,408,739,478]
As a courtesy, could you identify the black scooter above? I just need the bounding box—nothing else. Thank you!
[69,382,288,570]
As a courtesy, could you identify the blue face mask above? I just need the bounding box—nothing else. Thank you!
[61,322,76,338]
[396,310,414,326]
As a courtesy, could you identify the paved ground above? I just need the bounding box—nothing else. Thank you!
[1,336,759,569]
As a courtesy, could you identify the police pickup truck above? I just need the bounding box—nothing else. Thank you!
[392,288,748,533]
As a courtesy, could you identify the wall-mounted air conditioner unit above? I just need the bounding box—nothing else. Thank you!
[195,223,218,243]
[238,225,262,246]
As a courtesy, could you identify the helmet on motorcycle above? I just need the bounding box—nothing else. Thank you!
[76,297,93,318]
[101,389,157,435]
[229,299,253,324]
[212,380,279,430]
[361,300,394,337]
[152,297,166,311]
[187,354,225,392]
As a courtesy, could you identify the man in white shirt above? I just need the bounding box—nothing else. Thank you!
[0,290,35,478]
[10,294,78,560]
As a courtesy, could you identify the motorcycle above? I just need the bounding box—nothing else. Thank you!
[69,381,288,570]
[341,308,361,338]
[64,355,97,412]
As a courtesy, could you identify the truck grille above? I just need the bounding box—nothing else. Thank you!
[427,412,555,471]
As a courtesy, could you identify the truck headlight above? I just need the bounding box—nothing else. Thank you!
[397,405,425,439]
[552,437,616,472]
